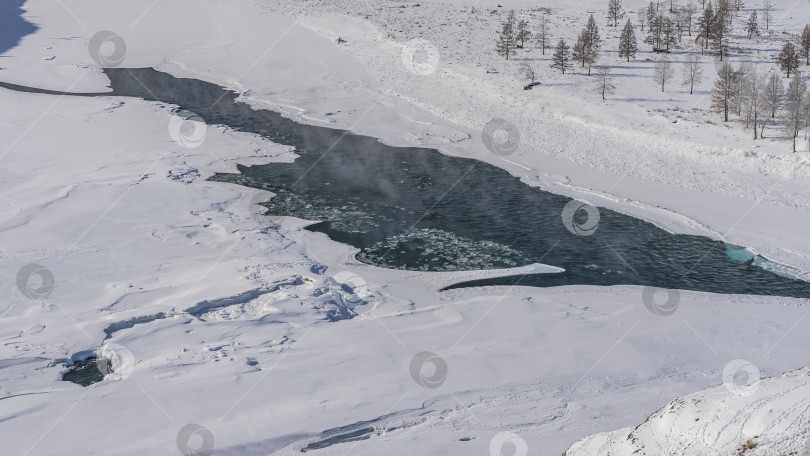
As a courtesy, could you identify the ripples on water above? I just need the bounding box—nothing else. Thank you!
[2,68,808,298]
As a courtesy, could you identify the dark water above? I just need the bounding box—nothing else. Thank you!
[62,358,108,387]
[3,68,809,298]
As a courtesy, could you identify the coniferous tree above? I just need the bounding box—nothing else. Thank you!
[571,16,601,74]
[800,25,810,65]
[608,0,625,27]
[495,10,517,59]
[711,61,740,121]
[572,32,588,67]
[662,16,678,51]
[516,19,532,48]
[696,2,714,53]
[710,4,730,60]
[550,39,572,74]
[572,31,599,74]
[647,13,665,51]
[746,11,759,39]
[646,1,657,28]
[619,19,639,61]
[585,14,602,52]
[778,42,800,77]
[716,0,733,25]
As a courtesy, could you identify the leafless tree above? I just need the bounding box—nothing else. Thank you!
[520,62,537,83]
[741,66,766,139]
[593,66,616,100]
[538,16,550,55]
[784,71,808,152]
[681,54,705,94]
[653,56,675,92]
[763,0,772,31]
[760,72,784,137]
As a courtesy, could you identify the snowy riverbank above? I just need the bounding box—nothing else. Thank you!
[2,0,810,455]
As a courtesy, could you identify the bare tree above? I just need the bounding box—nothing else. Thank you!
[593,66,616,100]
[784,71,808,152]
[682,54,705,94]
[761,72,784,137]
[538,16,550,55]
[637,9,647,32]
[519,62,537,83]
[741,66,766,139]
[653,56,675,92]
[682,3,697,36]
[763,0,772,31]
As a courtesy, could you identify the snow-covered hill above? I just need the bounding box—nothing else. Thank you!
[565,365,810,455]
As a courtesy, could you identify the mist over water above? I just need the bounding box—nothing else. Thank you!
[4,68,809,298]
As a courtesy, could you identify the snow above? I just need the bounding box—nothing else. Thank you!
[2,0,810,455]
[565,365,810,455]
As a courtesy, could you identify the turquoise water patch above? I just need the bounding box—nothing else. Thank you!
[724,243,755,264]
[725,243,803,281]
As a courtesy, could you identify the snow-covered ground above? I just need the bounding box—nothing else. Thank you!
[2,0,810,455]
[566,365,810,455]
